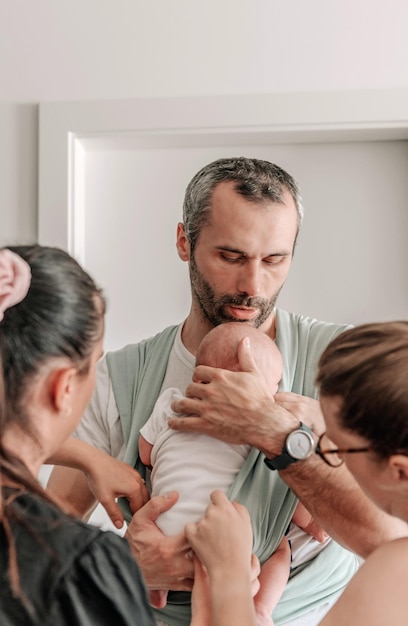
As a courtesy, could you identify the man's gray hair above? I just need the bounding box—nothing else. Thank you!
[182,157,304,252]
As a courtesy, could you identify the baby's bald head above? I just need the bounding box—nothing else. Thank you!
[196,322,282,393]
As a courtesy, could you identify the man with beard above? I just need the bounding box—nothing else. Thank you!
[47,157,406,626]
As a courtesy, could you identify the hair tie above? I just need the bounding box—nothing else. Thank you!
[0,249,32,321]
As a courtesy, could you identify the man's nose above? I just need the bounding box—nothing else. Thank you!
[236,262,262,297]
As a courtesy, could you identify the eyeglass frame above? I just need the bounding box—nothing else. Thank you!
[315,432,372,467]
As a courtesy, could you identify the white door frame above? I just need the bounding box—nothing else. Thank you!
[38,88,408,265]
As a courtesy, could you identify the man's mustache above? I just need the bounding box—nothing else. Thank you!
[219,295,269,308]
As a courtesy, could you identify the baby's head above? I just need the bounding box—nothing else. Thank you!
[196,322,282,393]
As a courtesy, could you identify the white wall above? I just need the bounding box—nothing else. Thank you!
[2,0,408,246]
[82,140,408,354]
[3,1,408,102]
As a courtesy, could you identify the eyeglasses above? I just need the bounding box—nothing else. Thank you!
[315,432,372,468]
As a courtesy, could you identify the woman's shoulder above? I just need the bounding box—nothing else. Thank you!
[363,535,408,573]
[47,516,155,625]
[4,491,155,625]
[15,493,146,591]
[11,489,100,541]
[320,537,408,626]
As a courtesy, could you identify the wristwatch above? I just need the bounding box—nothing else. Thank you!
[264,422,315,471]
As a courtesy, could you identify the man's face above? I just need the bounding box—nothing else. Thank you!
[179,181,299,331]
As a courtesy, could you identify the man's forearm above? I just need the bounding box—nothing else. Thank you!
[256,394,408,557]
[169,385,408,557]
[279,454,408,558]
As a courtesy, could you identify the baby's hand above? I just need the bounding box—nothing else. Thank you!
[255,613,274,626]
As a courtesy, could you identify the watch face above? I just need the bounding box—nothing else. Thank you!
[286,430,314,460]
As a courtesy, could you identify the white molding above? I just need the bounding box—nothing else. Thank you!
[68,135,86,260]
[38,89,408,263]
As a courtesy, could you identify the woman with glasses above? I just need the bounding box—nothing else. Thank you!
[185,321,408,625]
[313,320,408,624]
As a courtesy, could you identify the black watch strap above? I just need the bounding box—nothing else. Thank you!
[264,450,298,471]
[264,423,314,471]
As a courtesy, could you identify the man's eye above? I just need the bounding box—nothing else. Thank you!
[221,254,241,263]
[264,256,285,265]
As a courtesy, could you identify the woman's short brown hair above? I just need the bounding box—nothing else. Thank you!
[317,321,408,459]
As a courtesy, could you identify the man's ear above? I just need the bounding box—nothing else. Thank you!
[47,366,77,416]
[176,222,191,262]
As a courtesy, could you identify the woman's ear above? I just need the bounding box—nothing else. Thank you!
[388,454,408,484]
[47,366,77,416]
[176,222,191,262]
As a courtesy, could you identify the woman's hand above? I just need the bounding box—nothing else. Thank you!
[185,490,255,582]
[187,491,258,626]
[48,438,149,528]
[84,453,149,528]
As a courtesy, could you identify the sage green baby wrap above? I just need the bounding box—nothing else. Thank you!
[107,309,359,625]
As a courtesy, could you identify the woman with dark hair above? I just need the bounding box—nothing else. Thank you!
[0,246,156,625]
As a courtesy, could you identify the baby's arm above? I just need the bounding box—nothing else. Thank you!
[292,501,329,543]
[138,434,153,469]
[254,536,291,626]
[138,387,177,470]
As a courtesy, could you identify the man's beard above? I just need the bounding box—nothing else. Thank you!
[189,255,280,329]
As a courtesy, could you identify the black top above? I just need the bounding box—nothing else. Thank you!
[0,489,156,625]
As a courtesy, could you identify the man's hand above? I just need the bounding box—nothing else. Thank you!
[125,492,194,590]
[169,336,299,456]
[274,391,325,435]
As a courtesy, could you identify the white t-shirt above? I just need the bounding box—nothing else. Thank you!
[140,387,251,535]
